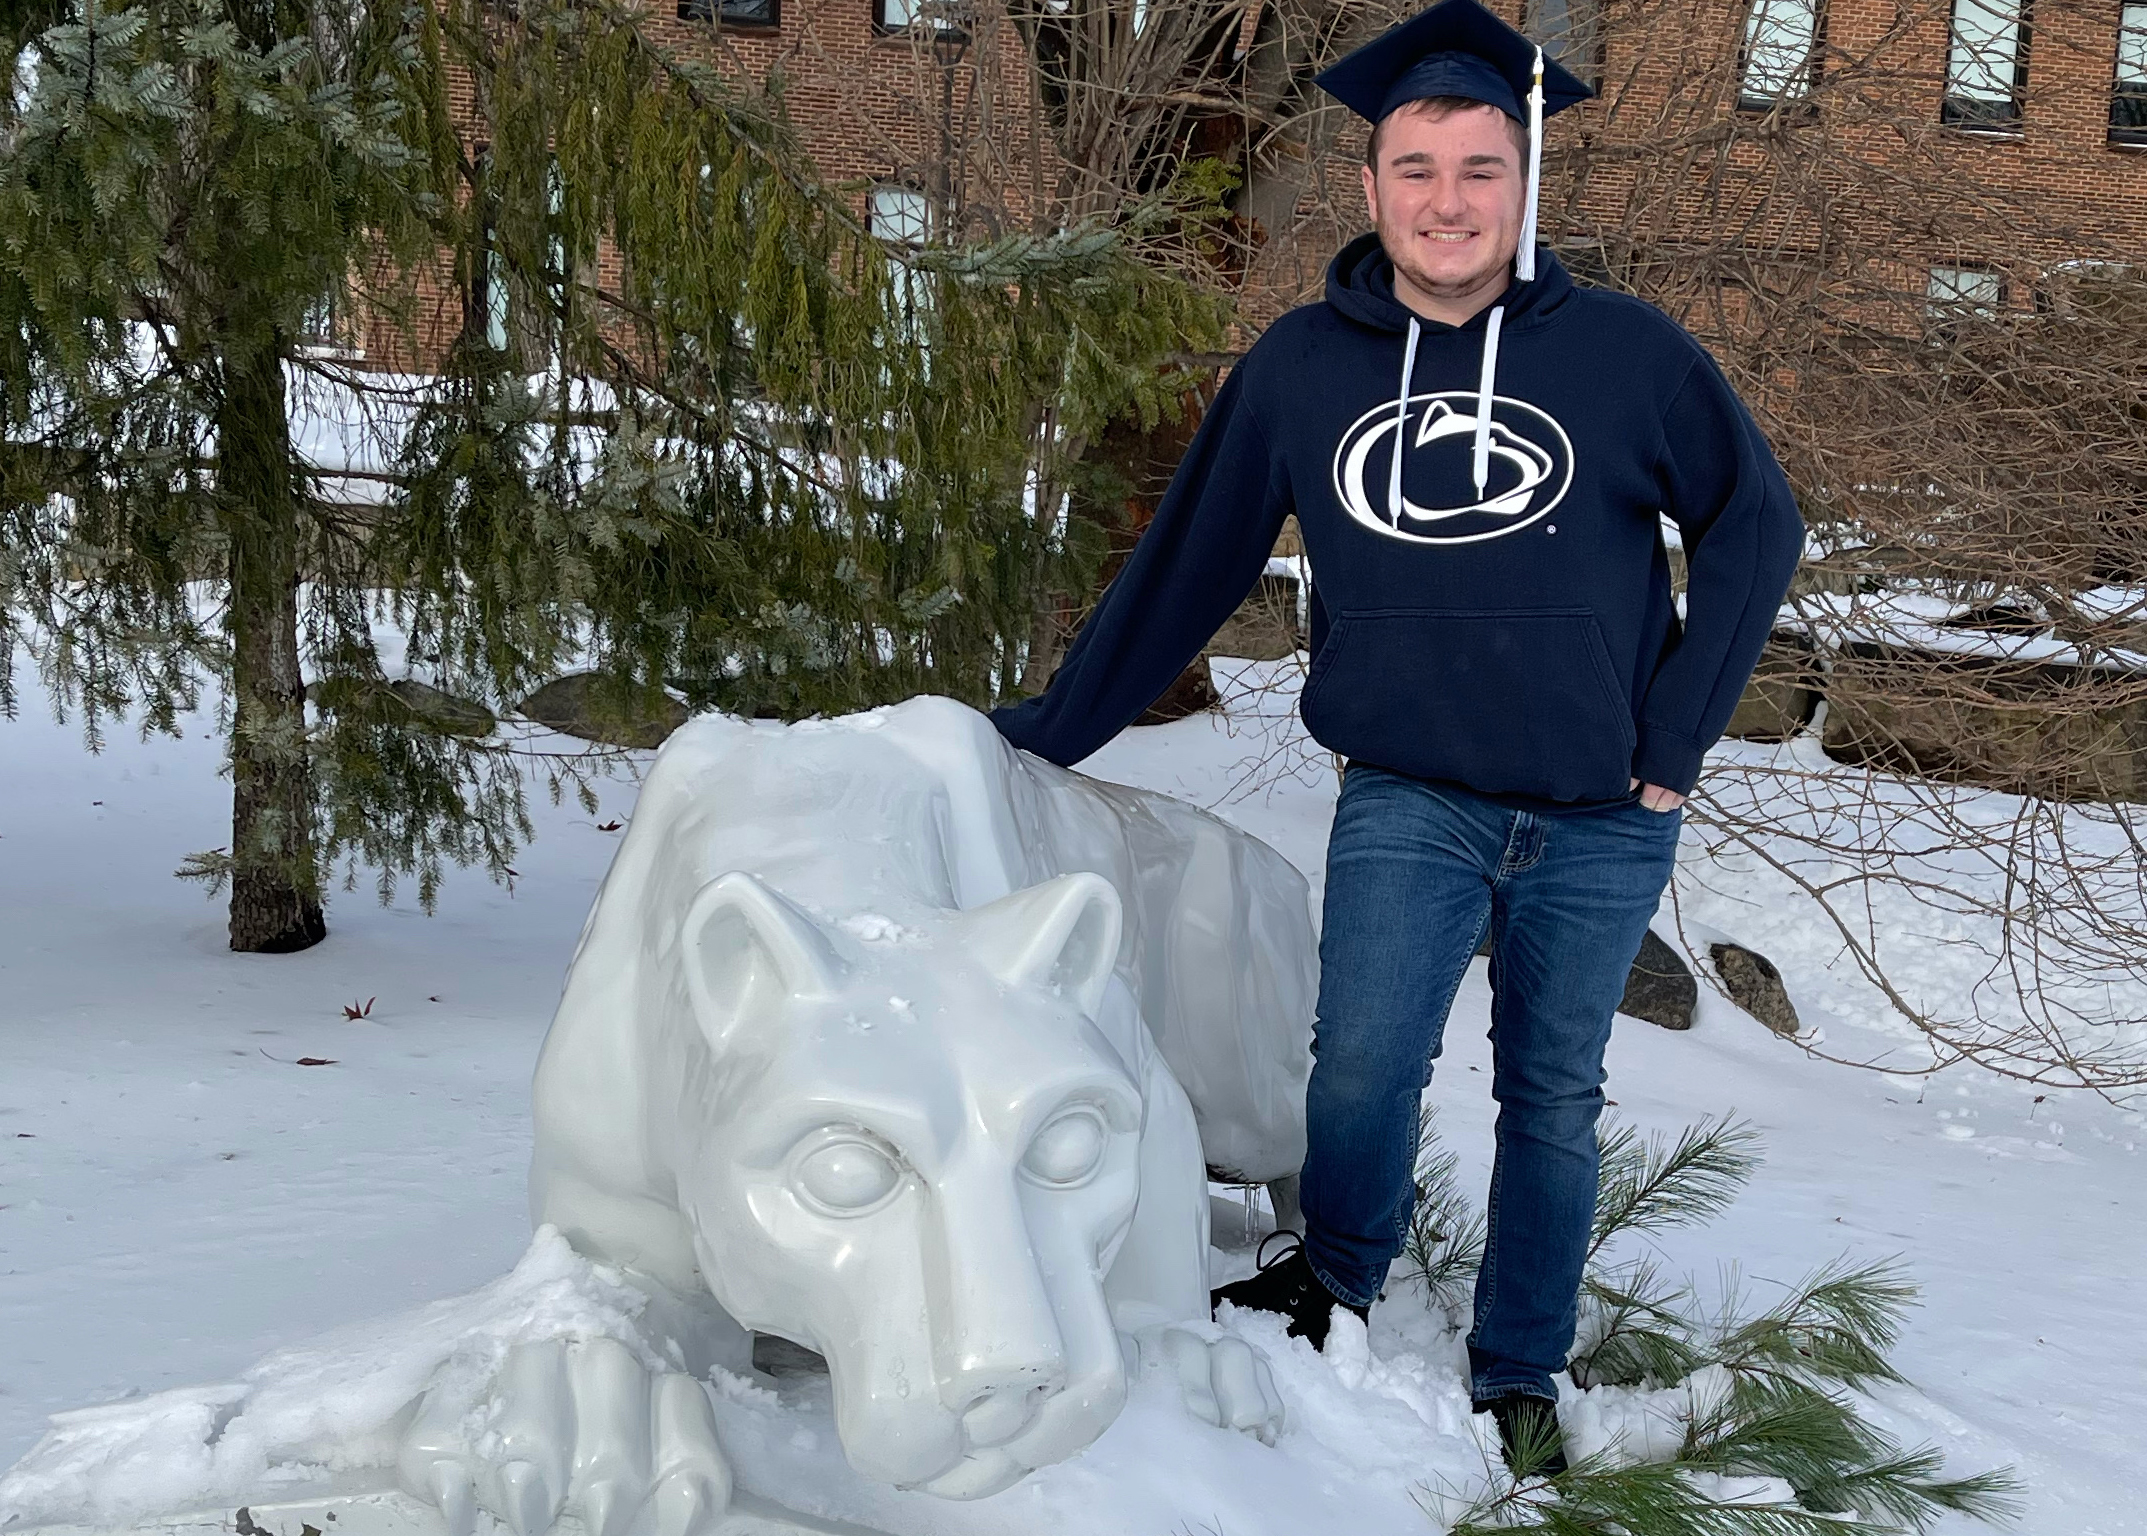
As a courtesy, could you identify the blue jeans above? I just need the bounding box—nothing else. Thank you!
[1299,763,1682,1404]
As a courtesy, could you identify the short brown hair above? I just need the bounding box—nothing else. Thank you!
[1365,96,1529,170]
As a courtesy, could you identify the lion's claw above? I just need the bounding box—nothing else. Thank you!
[1144,1325,1286,1446]
[398,1338,731,1536]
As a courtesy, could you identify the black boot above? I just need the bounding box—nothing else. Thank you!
[1210,1233,1370,1351]
[1475,1393,1569,1477]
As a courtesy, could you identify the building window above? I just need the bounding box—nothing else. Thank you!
[1523,0,1604,90]
[2115,3,2147,145]
[876,0,967,35]
[868,183,933,246]
[1738,0,1824,110]
[469,149,513,355]
[1943,0,2030,129]
[869,184,935,345]
[1928,265,2004,317]
[677,0,778,25]
[295,285,363,360]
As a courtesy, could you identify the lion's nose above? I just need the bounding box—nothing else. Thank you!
[926,1167,1069,1433]
[959,1384,1051,1448]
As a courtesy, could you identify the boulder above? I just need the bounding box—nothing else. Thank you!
[1473,926,1697,1031]
[1709,942,1801,1036]
[387,680,496,738]
[1618,929,1697,1031]
[1724,631,1821,742]
[516,673,689,749]
[1207,572,1305,662]
[1821,641,2147,802]
[1135,657,1220,724]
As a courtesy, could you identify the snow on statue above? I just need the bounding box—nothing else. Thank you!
[391,697,1316,1531]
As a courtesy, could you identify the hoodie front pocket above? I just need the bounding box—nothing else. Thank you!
[1300,608,1637,802]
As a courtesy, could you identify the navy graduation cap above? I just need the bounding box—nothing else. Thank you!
[1315,0,1595,129]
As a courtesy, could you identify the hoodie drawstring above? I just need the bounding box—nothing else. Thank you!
[1388,316,1421,524]
[1471,305,1504,493]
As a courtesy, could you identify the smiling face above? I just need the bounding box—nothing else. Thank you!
[672,872,1146,1499]
[1360,97,1528,325]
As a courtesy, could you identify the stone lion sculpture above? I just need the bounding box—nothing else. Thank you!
[396,697,1318,1536]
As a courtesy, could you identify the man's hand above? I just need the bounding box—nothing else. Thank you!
[1630,779,1687,813]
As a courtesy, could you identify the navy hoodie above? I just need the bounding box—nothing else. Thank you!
[992,235,1805,804]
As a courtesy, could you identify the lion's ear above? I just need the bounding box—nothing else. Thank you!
[961,872,1123,1020]
[681,872,844,1047]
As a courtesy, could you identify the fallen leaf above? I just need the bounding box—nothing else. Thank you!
[597,820,622,832]
[341,996,376,1021]
[295,1057,338,1067]
[14,1132,32,1139]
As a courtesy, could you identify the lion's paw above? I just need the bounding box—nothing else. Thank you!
[1145,1325,1285,1446]
[397,1337,731,1536]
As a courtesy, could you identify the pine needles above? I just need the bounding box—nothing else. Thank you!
[1399,1109,1488,1314]
[1400,1115,2020,1535]
[2,0,1229,934]
[1588,1116,1764,1263]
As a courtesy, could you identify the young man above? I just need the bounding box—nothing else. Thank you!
[989,0,1803,1473]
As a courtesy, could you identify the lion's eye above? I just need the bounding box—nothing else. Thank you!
[794,1138,903,1213]
[1022,1107,1108,1187]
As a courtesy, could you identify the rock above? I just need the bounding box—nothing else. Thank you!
[516,673,689,749]
[1709,942,1801,1036]
[305,676,496,738]
[1724,631,1821,742]
[1207,572,1305,661]
[387,680,496,738]
[1618,928,1697,1030]
[1473,926,1697,1031]
[1135,657,1220,725]
[1821,640,2147,802]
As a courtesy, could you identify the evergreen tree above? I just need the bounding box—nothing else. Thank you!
[1,0,1224,950]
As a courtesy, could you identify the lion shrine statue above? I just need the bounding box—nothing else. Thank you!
[395,697,1319,1536]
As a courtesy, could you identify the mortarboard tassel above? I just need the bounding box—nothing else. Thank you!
[1518,45,1544,283]
[1475,46,1545,494]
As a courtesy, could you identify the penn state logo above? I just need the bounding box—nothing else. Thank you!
[1332,392,1574,545]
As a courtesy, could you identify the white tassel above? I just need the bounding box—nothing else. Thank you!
[1472,305,1504,493]
[1389,317,1421,523]
[1517,46,1545,284]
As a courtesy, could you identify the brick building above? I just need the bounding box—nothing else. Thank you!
[1245,0,2147,330]
[396,0,2142,363]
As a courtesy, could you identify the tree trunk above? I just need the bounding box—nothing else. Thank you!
[219,334,326,954]
[1019,380,1214,697]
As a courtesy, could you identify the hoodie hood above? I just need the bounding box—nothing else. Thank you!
[1324,232,1576,335]
[1325,233,1579,511]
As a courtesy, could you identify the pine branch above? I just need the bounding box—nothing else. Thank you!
[1450,1460,1866,1536]
[1399,1108,1487,1312]
[1590,1115,1765,1263]
[1571,1261,1709,1389]
[1714,1259,1916,1390]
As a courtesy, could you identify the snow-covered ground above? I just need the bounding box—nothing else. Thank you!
[2,662,2142,1534]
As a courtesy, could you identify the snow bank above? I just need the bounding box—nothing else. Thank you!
[0,1232,651,1530]
[2,1221,1790,1536]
